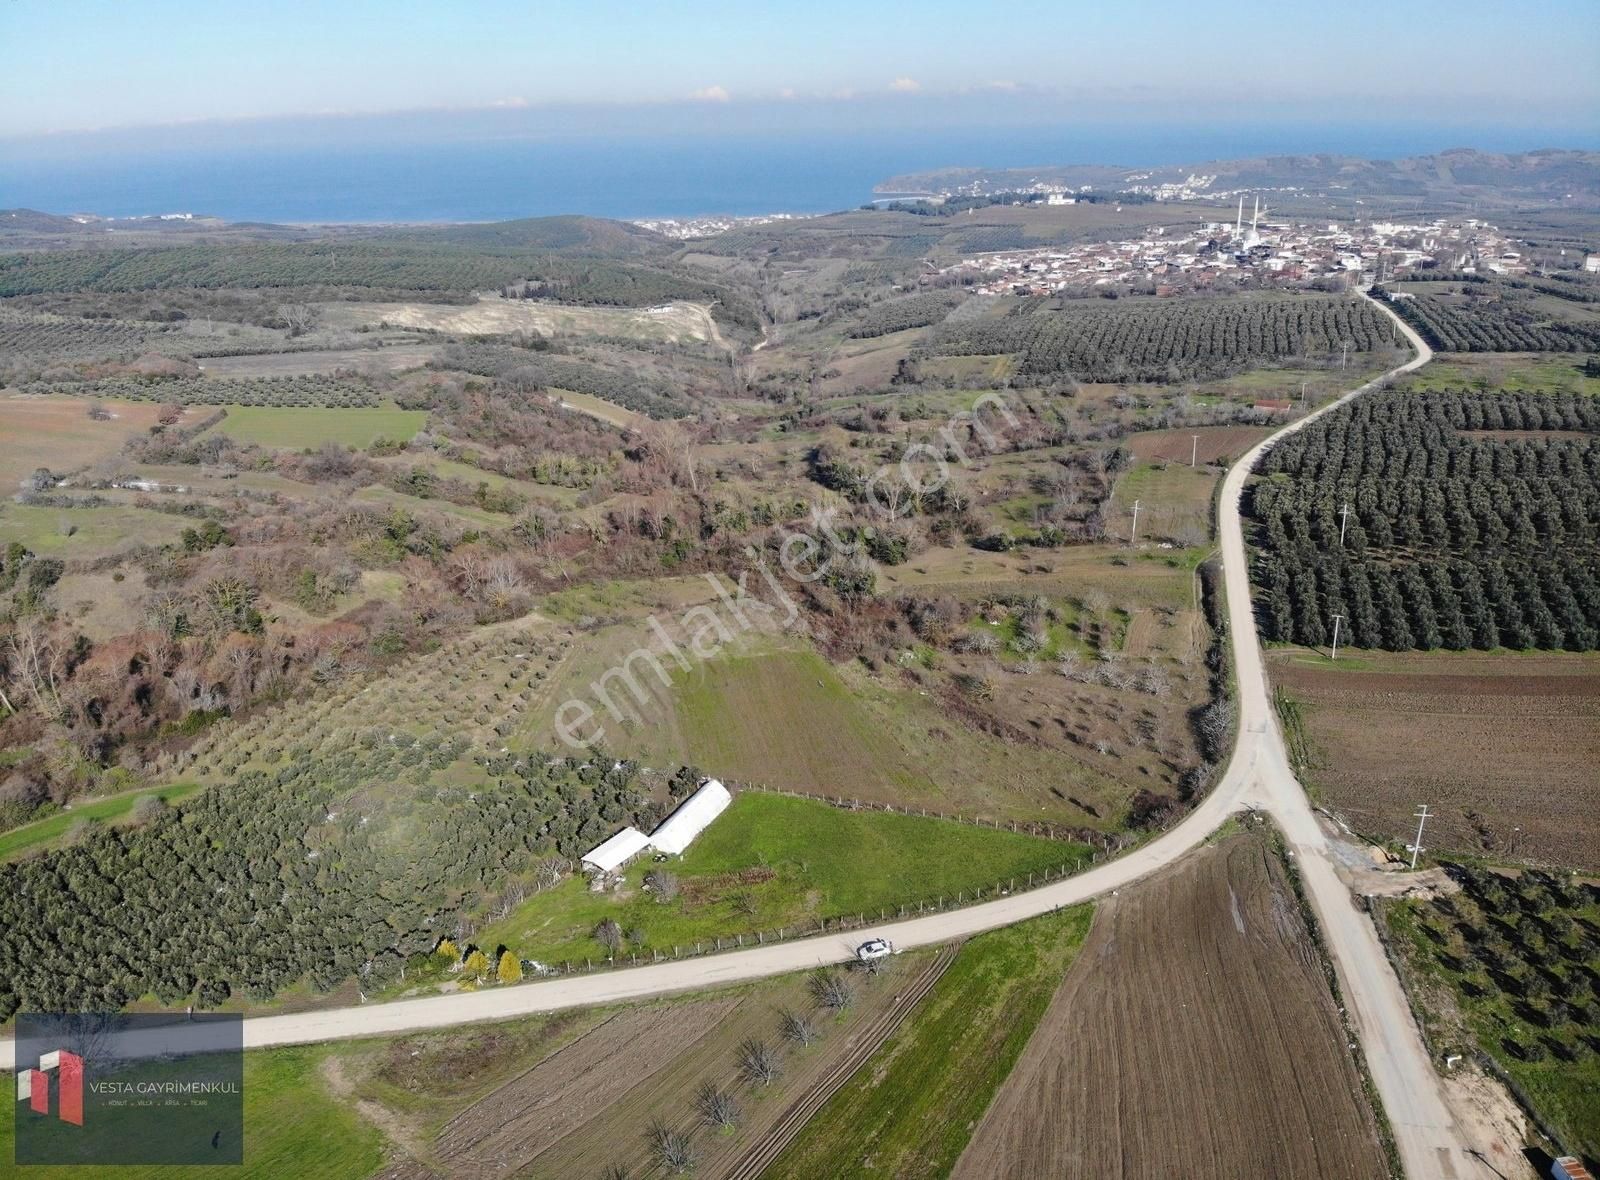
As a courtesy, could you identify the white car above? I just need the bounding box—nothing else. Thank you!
[855,938,894,962]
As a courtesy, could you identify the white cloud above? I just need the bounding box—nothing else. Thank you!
[778,87,797,100]
[890,77,921,93]
[487,96,529,109]
[691,85,731,103]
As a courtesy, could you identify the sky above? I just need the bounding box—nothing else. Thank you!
[3,0,1596,152]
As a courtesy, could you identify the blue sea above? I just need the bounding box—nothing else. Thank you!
[0,124,1589,224]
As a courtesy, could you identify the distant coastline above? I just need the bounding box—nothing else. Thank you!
[2,125,1591,226]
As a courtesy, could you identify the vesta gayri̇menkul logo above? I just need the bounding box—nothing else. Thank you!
[14,1049,85,1126]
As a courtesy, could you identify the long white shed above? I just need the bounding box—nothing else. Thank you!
[649,779,731,855]
[580,826,652,874]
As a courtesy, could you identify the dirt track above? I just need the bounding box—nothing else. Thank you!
[952,833,1388,1180]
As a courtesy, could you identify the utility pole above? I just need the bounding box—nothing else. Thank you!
[1341,340,1350,370]
[1190,435,1199,467]
[1409,804,1431,870]
[1339,501,1352,547]
[1129,499,1141,544]
[1300,380,1308,408]
[1330,613,1346,660]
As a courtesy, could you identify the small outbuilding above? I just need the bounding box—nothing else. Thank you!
[649,779,732,856]
[580,826,652,875]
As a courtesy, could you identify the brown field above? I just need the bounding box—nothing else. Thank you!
[952,829,1388,1180]
[1127,424,1272,465]
[356,957,942,1179]
[818,328,920,394]
[0,394,175,488]
[1271,649,1600,869]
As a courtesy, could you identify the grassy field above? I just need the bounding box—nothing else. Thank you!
[0,1046,386,1179]
[670,646,917,792]
[472,792,1085,965]
[1397,351,1600,396]
[207,404,426,449]
[762,904,1094,1180]
[0,781,204,862]
[0,502,189,554]
[1106,457,1217,545]
[351,483,511,527]
[551,387,645,429]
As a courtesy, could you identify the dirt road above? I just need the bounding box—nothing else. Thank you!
[0,294,1477,1177]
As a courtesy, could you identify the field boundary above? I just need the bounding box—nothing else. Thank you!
[722,942,959,1180]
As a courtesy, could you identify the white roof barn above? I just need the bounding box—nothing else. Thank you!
[580,826,652,874]
[649,779,731,856]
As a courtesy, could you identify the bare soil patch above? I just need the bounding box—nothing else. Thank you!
[1127,424,1271,465]
[1271,650,1600,869]
[322,297,723,346]
[951,831,1388,1180]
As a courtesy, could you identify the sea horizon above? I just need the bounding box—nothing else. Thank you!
[3,123,1595,226]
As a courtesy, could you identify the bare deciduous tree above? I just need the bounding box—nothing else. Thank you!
[646,1122,695,1173]
[594,918,623,955]
[780,1008,819,1046]
[809,969,853,1012]
[644,868,679,903]
[737,1037,781,1086]
[695,1081,740,1130]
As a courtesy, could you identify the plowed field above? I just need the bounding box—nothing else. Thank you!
[1271,650,1600,869]
[951,831,1388,1180]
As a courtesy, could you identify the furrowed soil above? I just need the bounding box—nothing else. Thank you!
[357,960,942,1179]
[1270,649,1600,869]
[951,830,1388,1180]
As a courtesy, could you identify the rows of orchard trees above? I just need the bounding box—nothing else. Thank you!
[1374,285,1600,352]
[0,752,669,1020]
[844,290,966,338]
[1248,388,1600,652]
[0,242,760,329]
[27,373,380,408]
[1399,864,1600,1129]
[923,295,1388,382]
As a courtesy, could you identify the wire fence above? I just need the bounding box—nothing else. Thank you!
[543,853,1100,979]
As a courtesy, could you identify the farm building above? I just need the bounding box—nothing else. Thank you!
[649,779,731,855]
[580,826,652,875]
[1555,1158,1596,1180]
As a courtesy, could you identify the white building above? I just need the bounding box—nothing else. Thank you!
[649,779,732,855]
[580,826,652,874]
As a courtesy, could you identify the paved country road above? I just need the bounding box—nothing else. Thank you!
[2,294,1479,1177]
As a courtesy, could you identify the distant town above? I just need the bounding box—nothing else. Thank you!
[936,204,1530,295]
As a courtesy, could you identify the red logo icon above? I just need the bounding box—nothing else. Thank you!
[16,1050,83,1126]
